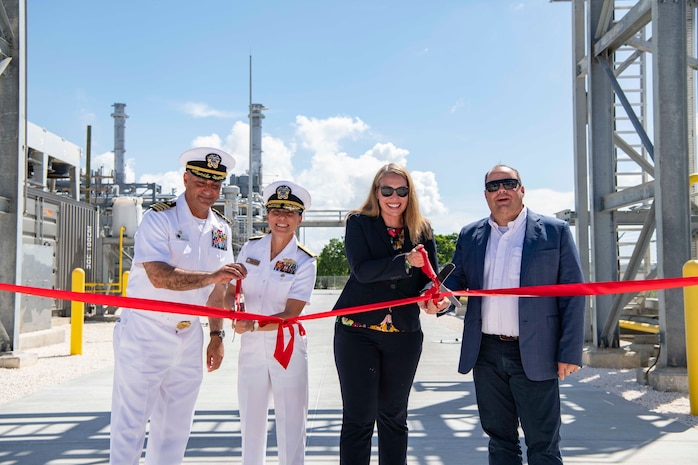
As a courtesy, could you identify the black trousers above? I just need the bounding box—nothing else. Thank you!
[474,334,563,465]
[334,323,423,465]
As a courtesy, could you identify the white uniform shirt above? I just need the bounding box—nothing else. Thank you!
[126,193,234,325]
[236,233,316,318]
[481,206,527,337]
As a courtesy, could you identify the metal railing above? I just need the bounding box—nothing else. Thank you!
[315,276,349,290]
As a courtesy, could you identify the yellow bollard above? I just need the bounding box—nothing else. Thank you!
[122,271,129,296]
[682,260,698,415]
[70,268,85,356]
[690,173,698,188]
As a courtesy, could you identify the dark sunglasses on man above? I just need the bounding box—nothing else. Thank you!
[380,186,409,198]
[485,178,520,193]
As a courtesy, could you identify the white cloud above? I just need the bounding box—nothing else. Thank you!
[109,111,580,254]
[139,170,184,197]
[188,121,296,183]
[260,134,295,182]
[410,170,448,216]
[191,133,224,151]
[524,188,575,217]
[222,122,250,174]
[91,151,114,173]
[135,114,572,251]
[295,115,369,154]
[181,102,236,118]
[89,150,134,183]
[123,158,136,184]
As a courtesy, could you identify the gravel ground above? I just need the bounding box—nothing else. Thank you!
[571,366,697,428]
[1,319,696,429]
[1,319,116,405]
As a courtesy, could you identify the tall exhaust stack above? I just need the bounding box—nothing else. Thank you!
[111,103,128,190]
[249,103,266,194]
[246,56,265,238]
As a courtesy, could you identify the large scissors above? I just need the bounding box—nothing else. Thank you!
[420,262,464,317]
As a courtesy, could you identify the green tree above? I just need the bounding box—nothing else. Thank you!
[317,233,457,276]
[317,237,350,276]
[434,232,458,267]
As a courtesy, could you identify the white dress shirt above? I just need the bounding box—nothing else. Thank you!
[481,207,527,337]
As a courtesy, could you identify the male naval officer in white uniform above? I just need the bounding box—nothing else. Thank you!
[234,180,317,465]
[109,147,246,465]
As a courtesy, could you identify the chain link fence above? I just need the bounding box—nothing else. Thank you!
[315,276,349,290]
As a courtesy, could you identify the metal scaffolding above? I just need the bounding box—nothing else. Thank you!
[566,0,695,369]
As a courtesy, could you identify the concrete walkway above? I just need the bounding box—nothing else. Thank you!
[1,290,697,464]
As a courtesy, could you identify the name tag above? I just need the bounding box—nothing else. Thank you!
[246,257,260,266]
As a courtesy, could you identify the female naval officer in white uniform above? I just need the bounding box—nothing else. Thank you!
[234,180,317,465]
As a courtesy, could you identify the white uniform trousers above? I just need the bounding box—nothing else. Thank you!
[238,326,309,465]
[110,310,204,465]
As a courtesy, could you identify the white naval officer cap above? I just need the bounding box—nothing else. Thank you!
[263,180,311,212]
[179,147,235,182]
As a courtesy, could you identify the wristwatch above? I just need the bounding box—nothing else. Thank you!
[210,329,225,340]
[251,320,259,332]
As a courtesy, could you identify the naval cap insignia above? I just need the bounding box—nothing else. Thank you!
[276,185,291,200]
[206,153,222,169]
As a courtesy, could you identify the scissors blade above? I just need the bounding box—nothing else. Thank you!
[433,263,464,317]
[435,263,462,307]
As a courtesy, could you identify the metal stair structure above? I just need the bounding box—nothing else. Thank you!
[564,0,695,377]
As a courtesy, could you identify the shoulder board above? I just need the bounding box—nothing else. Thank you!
[248,235,265,241]
[149,201,176,212]
[298,242,317,258]
[212,208,234,227]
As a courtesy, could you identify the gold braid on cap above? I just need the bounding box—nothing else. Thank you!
[185,152,227,180]
[265,185,305,211]
[185,163,226,179]
[266,199,305,211]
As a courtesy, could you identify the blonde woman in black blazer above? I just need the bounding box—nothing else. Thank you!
[333,163,449,465]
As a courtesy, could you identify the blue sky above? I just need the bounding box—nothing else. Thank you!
[27,0,577,251]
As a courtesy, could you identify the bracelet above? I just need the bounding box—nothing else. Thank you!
[405,257,412,272]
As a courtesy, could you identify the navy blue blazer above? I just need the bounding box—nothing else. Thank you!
[444,210,585,381]
[333,213,439,332]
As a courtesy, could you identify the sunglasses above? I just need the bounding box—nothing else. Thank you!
[485,178,520,193]
[379,186,409,198]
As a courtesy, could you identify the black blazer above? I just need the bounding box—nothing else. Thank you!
[333,213,439,332]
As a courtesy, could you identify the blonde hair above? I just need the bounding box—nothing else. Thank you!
[349,163,432,244]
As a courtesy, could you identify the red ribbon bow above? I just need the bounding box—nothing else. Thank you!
[272,319,307,369]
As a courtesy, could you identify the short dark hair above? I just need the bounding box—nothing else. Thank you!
[484,164,522,184]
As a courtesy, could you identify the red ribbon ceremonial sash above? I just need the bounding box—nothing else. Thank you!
[3,250,698,368]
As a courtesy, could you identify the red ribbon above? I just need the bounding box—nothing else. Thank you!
[4,271,698,369]
[273,319,306,368]
[417,247,441,304]
[233,279,242,311]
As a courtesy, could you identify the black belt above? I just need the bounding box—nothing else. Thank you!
[484,333,518,342]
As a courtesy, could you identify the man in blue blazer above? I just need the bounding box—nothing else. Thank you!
[444,164,585,465]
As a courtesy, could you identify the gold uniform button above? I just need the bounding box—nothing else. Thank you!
[176,321,191,330]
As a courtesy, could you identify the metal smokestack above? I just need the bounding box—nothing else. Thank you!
[111,103,128,190]
[249,103,266,194]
